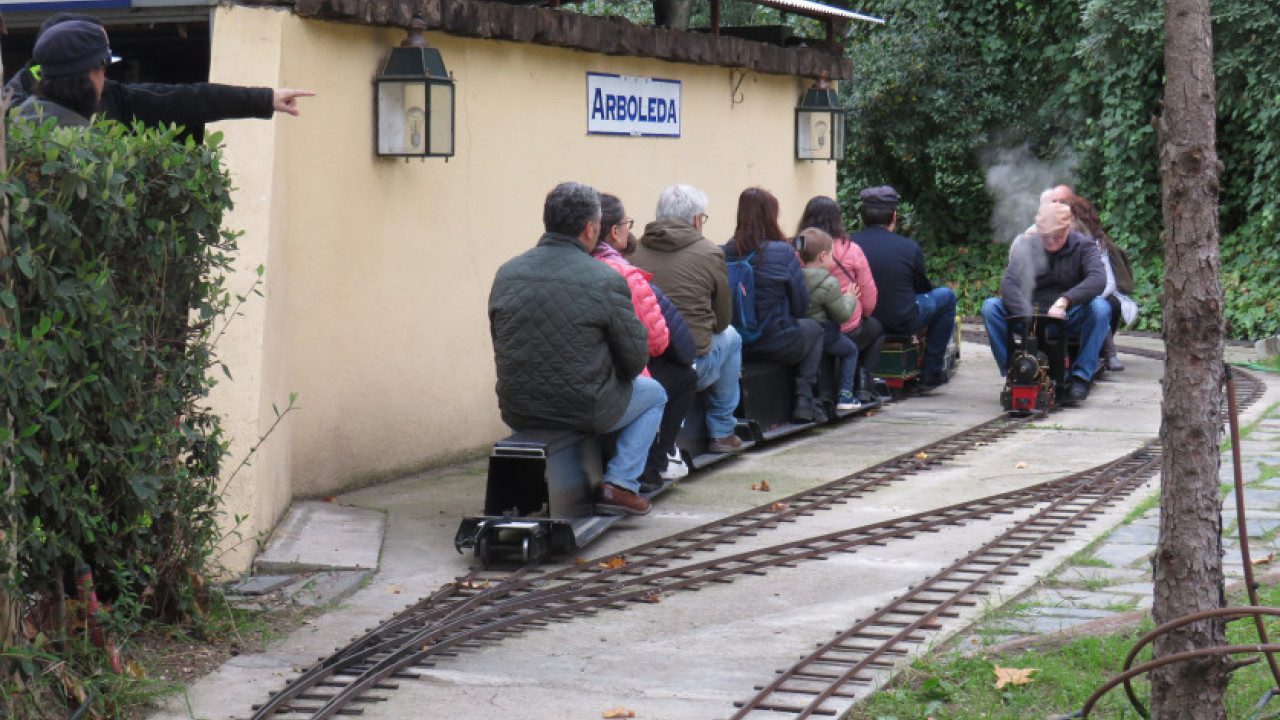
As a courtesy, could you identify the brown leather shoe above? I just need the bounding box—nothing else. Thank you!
[708,434,744,453]
[595,482,652,516]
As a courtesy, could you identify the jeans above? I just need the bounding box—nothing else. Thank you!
[694,327,743,439]
[915,287,957,376]
[604,375,667,492]
[980,296,1112,381]
[845,315,885,387]
[744,318,824,392]
[645,356,698,473]
[822,320,858,395]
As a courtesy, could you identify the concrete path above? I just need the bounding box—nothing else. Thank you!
[148,334,1278,720]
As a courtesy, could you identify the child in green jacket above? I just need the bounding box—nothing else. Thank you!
[797,228,861,411]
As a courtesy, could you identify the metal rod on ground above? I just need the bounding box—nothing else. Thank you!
[1227,365,1280,689]
[1118,607,1280,717]
[1084,644,1280,718]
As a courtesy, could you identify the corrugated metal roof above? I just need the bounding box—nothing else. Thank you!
[750,0,884,24]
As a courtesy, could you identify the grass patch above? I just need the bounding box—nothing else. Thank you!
[1237,357,1280,374]
[849,583,1280,720]
[1120,494,1160,525]
[1064,536,1114,570]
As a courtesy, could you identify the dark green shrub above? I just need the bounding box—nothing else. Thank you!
[1,118,235,622]
[839,0,1279,341]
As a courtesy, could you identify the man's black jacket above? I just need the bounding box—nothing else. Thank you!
[5,66,273,135]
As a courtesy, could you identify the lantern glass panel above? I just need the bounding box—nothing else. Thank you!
[428,81,454,156]
[377,80,428,156]
[832,113,846,161]
[797,109,835,160]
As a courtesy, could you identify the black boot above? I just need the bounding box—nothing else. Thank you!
[793,381,818,423]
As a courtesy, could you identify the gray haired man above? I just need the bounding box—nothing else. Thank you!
[632,184,743,453]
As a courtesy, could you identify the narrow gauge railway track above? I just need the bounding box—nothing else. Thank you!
[729,443,1164,719]
[248,365,1265,720]
[250,414,1030,719]
[726,365,1268,720]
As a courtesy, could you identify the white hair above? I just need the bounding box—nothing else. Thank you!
[655,184,708,224]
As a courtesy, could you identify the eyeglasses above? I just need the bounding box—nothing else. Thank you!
[697,213,710,226]
[615,219,635,230]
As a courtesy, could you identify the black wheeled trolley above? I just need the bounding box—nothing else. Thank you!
[454,430,624,567]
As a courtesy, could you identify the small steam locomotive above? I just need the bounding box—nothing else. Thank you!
[1000,314,1075,415]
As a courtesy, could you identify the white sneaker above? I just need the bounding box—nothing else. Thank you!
[660,452,689,481]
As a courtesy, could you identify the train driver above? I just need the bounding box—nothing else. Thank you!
[980,201,1110,405]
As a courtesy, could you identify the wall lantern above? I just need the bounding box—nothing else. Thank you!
[795,74,845,162]
[374,17,455,159]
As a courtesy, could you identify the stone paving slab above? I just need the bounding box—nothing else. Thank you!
[1055,565,1149,585]
[1096,582,1153,597]
[1092,543,1155,569]
[254,500,385,573]
[1222,462,1263,484]
[289,570,372,608]
[1104,523,1159,545]
[993,610,1121,635]
[228,575,295,596]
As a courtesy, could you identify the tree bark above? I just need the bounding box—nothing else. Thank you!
[1151,0,1227,718]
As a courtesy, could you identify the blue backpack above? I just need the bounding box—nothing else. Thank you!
[726,251,762,343]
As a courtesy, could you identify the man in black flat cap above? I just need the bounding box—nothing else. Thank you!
[13,19,118,126]
[850,186,957,391]
[6,13,312,138]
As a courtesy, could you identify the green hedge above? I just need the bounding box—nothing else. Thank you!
[1,118,235,620]
[838,0,1280,341]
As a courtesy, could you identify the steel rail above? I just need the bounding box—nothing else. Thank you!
[287,477,1111,719]
[247,360,1266,720]
[728,443,1163,719]
[249,415,1027,719]
[725,367,1267,720]
[254,444,1153,719]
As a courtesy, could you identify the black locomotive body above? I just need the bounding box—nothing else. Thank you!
[999,314,1075,415]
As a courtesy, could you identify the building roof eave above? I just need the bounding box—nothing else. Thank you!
[237,0,854,80]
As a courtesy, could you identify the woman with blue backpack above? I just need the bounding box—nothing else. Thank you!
[722,188,824,423]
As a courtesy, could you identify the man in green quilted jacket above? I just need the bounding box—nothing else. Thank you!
[488,182,667,516]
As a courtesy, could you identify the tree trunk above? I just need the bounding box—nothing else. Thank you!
[1,54,26,654]
[1150,0,1227,718]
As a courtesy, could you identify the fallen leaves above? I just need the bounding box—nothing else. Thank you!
[750,481,771,492]
[1252,553,1274,566]
[602,708,635,719]
[1015,461,1029,469]
[598,556,626,569]
[916,451,929,460]
[993,664,1037,689]
[447,580,490,590]
[387,585,403,594]
[769,502,789,512]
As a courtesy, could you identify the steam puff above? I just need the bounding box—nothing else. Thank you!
[982,144,1078,244]
[1008,233,1049,315]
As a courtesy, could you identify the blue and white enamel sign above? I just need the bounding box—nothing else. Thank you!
[587,73,681,137]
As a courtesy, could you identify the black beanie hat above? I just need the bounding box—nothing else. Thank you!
[33,19,120,77]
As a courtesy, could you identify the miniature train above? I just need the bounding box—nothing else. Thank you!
[455,325,961,567]
[998,314,1084,415]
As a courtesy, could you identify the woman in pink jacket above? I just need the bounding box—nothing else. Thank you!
[797,196,885,397]
[594,194,698,489]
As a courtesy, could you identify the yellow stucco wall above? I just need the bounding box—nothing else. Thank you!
[208,6,836,570]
